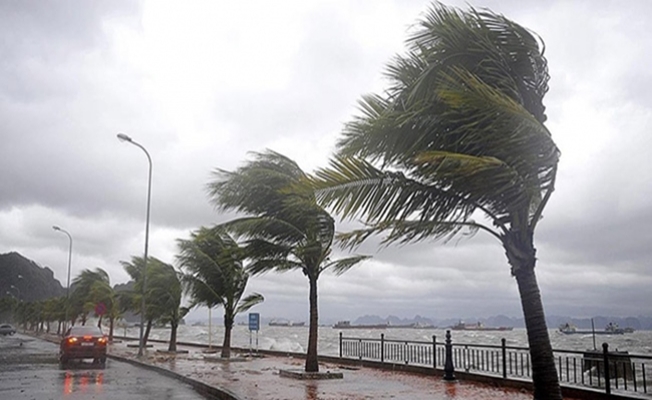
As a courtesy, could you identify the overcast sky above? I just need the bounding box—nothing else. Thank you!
[2,0,651,323]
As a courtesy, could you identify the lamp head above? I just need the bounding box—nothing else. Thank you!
[53,226,60,231]
[117,133,132,142]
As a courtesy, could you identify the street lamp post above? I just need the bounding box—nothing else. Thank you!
[117,132,152,358]
[53,226,73,332]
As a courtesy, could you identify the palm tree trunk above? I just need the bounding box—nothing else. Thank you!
[305,275,319,372]
[515,266,561,400]
[505,230,562,400]
[169,321,178,352]
[144,319,153,346]
[222,312,233,358]
[109,317,115,342]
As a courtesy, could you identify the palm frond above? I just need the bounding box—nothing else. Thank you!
[235,293,264,315]
[246,259,303,276]
[322,255,371,276]
[336,218,495,251]
[311,156,475,225]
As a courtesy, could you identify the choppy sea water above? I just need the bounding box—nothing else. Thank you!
[118,325,652,357]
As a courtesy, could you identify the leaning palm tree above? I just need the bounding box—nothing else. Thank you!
[121,256,172,346]
[208,151,370,372]
[71,268,112,328]
[143,260,186,352]
[177,226,263,358]
[309,4,561,398]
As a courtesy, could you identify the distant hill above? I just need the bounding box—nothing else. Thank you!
[345,314,652,330]
[0,252,65,302]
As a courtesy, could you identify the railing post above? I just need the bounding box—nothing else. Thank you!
[339,332,342,359]
[603,342,611,395]
[433,335,437,369]
[404,341,409,365]
[501,338,507,379]
[443,330,456,381]
[380,333,385,364]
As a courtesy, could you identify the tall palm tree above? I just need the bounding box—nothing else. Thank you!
[309,4,560,398]
[177,226,263,358]
[208,151,369,372]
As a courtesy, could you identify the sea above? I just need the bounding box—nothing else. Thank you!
[118,324,652,357]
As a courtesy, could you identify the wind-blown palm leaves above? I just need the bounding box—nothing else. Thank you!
[121,256,178,346]
[70,268,113,328]
[143,260,186,352]
[208,150,369,372]
[310,4,561,398]
[177,226,263,358]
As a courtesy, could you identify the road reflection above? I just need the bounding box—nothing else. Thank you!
[62,370,104,395]
[444,381,457,398]
[305,382,318,399]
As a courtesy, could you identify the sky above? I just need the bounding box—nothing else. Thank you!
[1,0,651,324]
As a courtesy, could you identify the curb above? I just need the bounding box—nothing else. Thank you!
[27,333,241,400]
[107,353,242,400]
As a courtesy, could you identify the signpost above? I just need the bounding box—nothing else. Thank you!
[95,302,106,316]
[248,313,260,355]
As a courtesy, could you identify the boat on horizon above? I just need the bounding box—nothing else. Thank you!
[268,319,306,327]
[558,322,628,335]
[333,320,436,329]
[449,321,514,331]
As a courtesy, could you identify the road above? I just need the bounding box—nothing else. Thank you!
[0,332,207,400]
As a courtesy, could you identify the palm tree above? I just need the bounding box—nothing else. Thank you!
[208,151,369,372]
[0,296,18,324]
[71,268,112,328]
[121,256,175,346]
[309,4,561,398]
[143,260,187,352]
[177,226,263,358]
[42,297,63,334]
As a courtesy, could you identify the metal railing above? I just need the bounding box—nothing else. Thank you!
[339,330,652,397]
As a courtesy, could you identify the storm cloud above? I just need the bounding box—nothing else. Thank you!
[1,0,651,323]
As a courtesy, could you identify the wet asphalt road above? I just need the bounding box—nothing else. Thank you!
[0,332,206,400]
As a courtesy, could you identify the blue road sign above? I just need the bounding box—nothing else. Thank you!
[248,313,260,331]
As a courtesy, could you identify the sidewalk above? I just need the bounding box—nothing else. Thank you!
[108,338,550,400]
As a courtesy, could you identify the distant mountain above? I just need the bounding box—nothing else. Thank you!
[354,314,438,327]
[345,314,652,330]
[0,252,65,302]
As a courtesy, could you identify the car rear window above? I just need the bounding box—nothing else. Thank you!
[69,326,103,336]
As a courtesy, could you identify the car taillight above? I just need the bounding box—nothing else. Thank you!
[97,337,107,344]
[67,337,78,344]
[83,335,93,340]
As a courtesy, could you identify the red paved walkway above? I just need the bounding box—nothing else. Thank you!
[108,339,580,400]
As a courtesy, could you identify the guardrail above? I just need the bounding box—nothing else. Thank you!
[339,330,651,397]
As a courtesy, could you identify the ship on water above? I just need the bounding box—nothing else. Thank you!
[333,320,436,329]
[449,321,514,331]
[268,319,305,327]
[558,322,633,335]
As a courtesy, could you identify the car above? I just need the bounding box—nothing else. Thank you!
[59,325,108,366]
[0,324,16,335]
